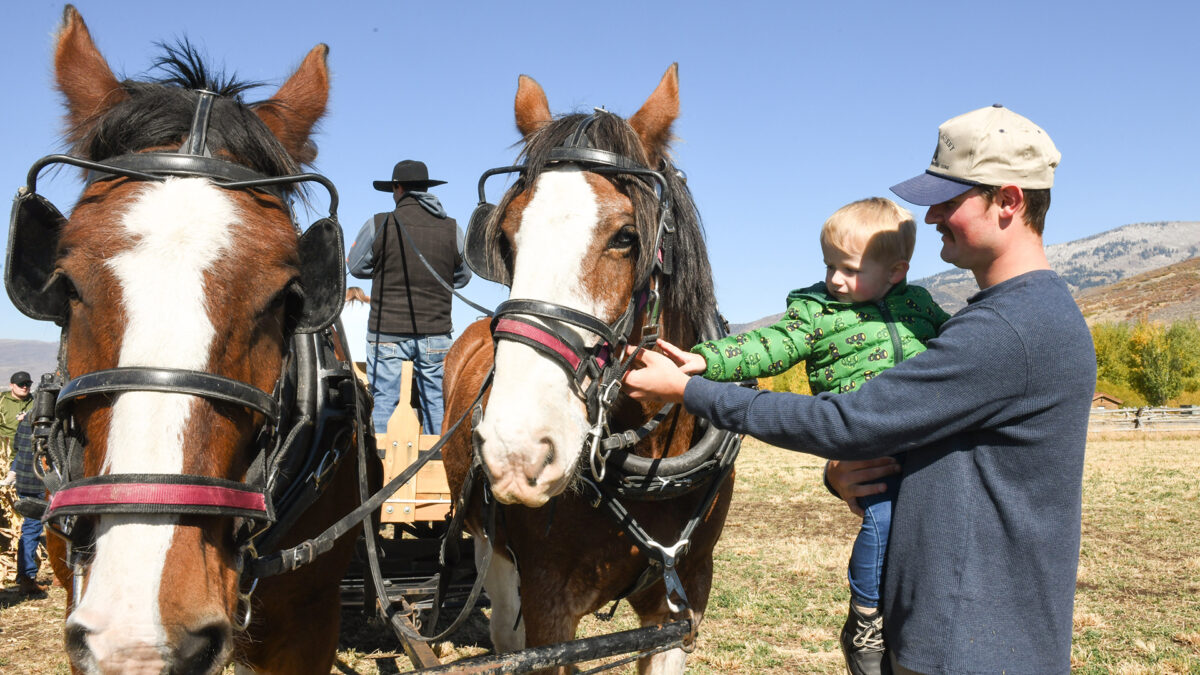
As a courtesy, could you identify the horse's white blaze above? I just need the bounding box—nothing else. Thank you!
[68,178,236,665]
[478,170,603,504]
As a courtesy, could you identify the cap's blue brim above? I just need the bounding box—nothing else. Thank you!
[889,172,977,206]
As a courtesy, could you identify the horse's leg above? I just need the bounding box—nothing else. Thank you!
[627,553,715,675]
[479,543,526,653]
[513,557,581,675]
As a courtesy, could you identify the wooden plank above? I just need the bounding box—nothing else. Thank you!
[370,361,453,524]
[392,599,442,669]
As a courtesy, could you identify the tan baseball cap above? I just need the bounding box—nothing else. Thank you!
[890,104,1061,205]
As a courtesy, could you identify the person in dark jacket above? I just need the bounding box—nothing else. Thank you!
[348,160,471,434]
[623,105,1094,675]
[3,418,45,596]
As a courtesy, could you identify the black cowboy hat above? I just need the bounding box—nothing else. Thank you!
[372,160,447,192]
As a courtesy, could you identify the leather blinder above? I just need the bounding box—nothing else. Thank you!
[463,201,512,286]
[6,190,69,324]
[294,217,346,334]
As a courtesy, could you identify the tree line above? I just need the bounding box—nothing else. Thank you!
[1092,319,1200,407]
[758,318,1200,408]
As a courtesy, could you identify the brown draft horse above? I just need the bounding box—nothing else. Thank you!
[442,65,736,674]
[28,7,365,674]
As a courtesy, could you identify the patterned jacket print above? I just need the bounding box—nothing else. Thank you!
[693,281,950,394]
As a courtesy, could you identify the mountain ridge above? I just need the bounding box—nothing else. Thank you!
[729,220,1199,333]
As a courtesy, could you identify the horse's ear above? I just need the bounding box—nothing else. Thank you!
[255,44,330,165]
[514,74,552,140]
[629,63,679,166]
[54,5,127,145]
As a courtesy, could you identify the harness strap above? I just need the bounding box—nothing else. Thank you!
[578,438,739,615]
[362,371,497,644]
[44,473,270,521]
[179,90,217,157]
[246,367,494,579]
[493,317,608,375]
[495,298,629,346]
[57,367,279,423]
[388,212,494,317]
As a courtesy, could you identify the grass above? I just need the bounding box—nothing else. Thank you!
[1,434,1197,673]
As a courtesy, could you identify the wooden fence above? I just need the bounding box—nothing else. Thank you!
[1089,406,1200,432]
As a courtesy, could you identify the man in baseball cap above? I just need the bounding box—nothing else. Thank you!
[619,104,1094,675]
[0,371,33,459]
[818,105,1091,674]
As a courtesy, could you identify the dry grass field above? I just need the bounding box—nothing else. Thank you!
[1,434,1197,673]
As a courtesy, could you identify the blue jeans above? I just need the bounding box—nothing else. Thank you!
[848,471,901,608]
[365,333,452,435]
[16,504,43,580]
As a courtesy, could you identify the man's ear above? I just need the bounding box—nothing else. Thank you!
[889,260,910,285]
[996,185,1025,219]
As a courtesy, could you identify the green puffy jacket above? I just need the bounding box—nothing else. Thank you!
[693,281,950,394]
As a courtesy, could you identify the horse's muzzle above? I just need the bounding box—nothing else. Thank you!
[65,618,231,675]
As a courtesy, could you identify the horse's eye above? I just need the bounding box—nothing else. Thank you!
[50,270,81,303]
[608,227,638,251]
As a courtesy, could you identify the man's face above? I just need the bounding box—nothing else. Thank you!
[9,382,30,399]
[923,187,1000,272]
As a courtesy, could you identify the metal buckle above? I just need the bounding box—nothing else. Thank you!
[647,538,692,614]
[235,578,259,631]
[587,406,611,483]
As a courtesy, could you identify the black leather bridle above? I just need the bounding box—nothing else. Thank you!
[464,112,680,478]
[7,90,357,607]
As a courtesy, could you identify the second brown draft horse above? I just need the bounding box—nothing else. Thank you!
[442,65,740,674]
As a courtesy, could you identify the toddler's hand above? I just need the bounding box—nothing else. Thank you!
[656,339,706,375]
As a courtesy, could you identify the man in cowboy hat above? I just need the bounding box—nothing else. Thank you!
[348,160,471,435]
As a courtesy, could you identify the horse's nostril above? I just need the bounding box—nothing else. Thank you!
[525,437,557,486]
[64,623,92,668]
[175,622,229,675]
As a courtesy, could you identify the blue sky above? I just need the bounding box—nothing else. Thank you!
[3,1,1197,351]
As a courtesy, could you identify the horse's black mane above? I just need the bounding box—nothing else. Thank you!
[503,111,719,341]
[71,40,302,179]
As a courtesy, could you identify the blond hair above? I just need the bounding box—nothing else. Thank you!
[820,197,916,265]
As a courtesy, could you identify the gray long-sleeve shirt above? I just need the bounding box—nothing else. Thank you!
[684,270,1095,674]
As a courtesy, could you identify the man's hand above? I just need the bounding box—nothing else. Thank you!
[621,343,693,403]
[825,457,901,517]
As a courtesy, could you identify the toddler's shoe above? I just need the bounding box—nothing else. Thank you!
[840,602,888,675]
